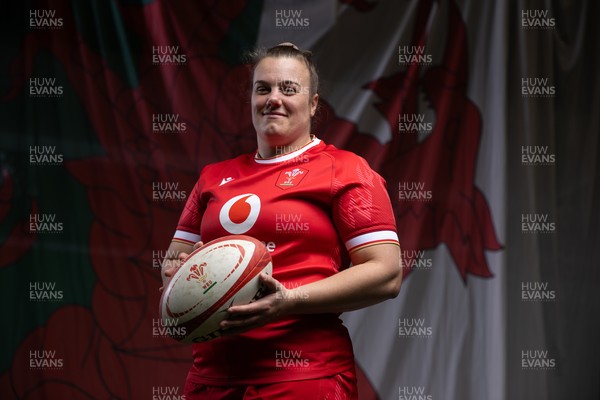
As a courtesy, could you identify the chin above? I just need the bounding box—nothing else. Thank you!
[261,125,287,137]
[263,133,286,144]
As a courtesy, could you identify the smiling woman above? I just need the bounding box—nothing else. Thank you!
[161,42,402,400]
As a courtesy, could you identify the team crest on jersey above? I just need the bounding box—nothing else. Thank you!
[276,167,308,190]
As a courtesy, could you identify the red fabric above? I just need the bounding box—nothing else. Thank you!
[184,368,358,400]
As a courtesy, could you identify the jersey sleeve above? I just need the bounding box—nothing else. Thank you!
[331,153,399,253]
[173,169,208,245]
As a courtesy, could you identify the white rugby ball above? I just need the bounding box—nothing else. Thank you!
[159,235,272,343]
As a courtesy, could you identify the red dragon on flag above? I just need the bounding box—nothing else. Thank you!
[318,0,502,281]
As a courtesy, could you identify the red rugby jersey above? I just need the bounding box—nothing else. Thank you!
[173,138,399,384]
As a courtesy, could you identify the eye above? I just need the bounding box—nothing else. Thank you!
[281,84,299,95]
[255,85,270,95]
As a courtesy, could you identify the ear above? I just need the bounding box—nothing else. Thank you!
[310,94,319,117]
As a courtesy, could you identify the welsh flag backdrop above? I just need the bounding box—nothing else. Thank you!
[1,1,598,400]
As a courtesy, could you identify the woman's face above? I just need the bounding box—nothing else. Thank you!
[251,56,318,150]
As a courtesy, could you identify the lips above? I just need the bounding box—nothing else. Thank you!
[262,111,287,117]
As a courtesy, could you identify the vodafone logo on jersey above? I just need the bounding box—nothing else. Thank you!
[219,193,261,234]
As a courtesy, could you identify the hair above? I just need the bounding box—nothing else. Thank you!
[247,42,319,98]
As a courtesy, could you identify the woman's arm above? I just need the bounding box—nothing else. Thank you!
[220,243,402,334]
[285,242,402,313]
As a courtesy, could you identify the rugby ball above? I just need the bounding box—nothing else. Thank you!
[159,235,272,343]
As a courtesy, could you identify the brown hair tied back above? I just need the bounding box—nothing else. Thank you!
[248,42,319,98]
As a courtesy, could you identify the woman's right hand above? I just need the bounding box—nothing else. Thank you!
[161,254,188,283]
[159,241,203,292]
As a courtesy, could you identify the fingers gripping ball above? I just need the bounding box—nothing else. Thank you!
[159,235,273,343]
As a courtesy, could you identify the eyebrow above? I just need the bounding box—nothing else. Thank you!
[280,80,300,86]
[254,79,300,86]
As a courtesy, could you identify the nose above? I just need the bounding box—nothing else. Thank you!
[265,90,283,110]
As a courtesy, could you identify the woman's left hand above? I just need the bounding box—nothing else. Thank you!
[219,273,292,335]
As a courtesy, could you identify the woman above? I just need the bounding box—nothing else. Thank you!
[161,43,402,399]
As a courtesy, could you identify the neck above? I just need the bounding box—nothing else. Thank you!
[256,134,313,159]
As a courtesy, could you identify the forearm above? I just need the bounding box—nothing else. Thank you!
[285,245,402,314]
[221,243,402,334]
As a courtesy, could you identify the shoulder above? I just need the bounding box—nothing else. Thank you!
[318,142,378,181]
[194,153,253,188]
[201,153,251,173]
[198,153,253,178]
[317,142,371,169]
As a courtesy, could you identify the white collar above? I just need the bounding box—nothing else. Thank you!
[254,138,321,164]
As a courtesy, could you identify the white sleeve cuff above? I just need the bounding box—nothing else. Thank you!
[345,230,399,252]
[173,230,201,244]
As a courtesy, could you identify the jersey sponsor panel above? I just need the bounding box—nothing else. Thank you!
[218,193,261,234]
